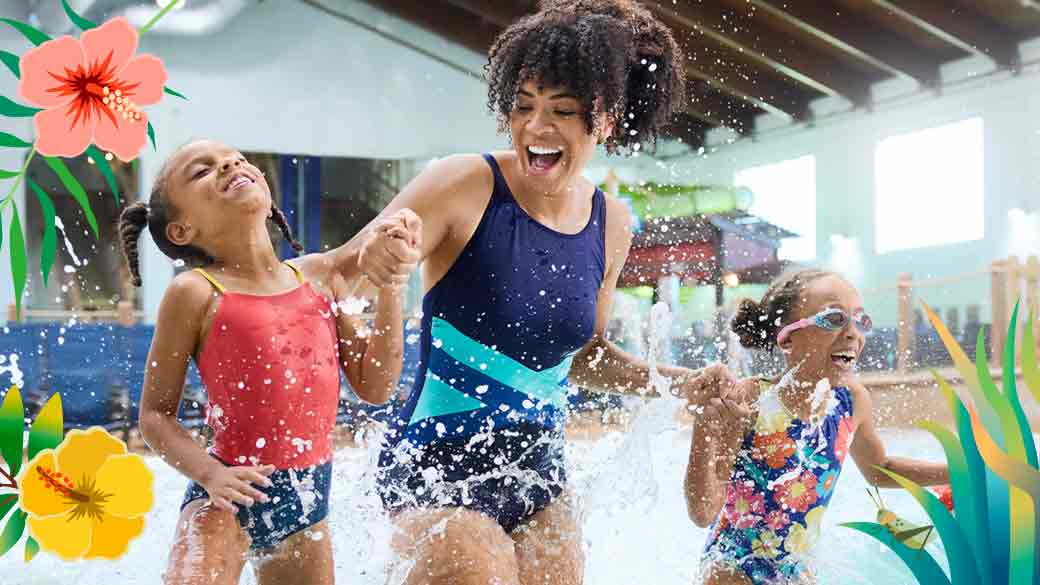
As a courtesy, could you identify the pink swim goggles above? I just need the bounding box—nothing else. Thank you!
[776,307,873,346]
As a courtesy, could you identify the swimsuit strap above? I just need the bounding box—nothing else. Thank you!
[284,261,305,284]
[195,263,302,294]
[194,268,227,294]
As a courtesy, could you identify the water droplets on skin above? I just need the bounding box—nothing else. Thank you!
[337,296,370,316]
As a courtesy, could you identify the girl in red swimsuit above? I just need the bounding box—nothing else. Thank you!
[119,140,421,585]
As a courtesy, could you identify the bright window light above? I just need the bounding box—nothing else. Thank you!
[875,117,984,254]
[735,155,816,262]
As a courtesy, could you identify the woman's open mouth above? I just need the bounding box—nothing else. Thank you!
[526,145,563,174]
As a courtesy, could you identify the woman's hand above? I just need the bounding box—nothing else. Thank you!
[357,208,422,289]
[677,363,737,407]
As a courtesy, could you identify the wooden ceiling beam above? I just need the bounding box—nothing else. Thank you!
[665,114,711,149]
[440,0,533,28]
[362,0,502,54]
[683,83,758,134]
[866,0,1019,67]
[648,1,873,106]
[682,52,813,122]
[746,0,941,86]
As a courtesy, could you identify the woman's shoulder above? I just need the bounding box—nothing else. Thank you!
[844,378,869,399]
[397,153,498,223]
[424,153,496,189]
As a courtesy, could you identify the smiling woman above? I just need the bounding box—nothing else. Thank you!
[337,2,727,585]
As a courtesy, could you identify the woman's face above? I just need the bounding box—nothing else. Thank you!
[508,80,613,196]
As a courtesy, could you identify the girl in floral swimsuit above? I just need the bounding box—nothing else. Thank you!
[685,269,949,585]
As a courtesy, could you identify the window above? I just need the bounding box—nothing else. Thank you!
[242,153,404,253]
[875,117,984,253]
[25,153,139,314]
[242,152,421,312]
[734,155,817,262]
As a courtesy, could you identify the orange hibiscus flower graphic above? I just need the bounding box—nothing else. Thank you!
[751,431,797,469]
[17,16,167,161]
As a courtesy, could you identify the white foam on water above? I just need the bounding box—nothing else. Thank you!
[0,428,945,584]
[0,303,943,584]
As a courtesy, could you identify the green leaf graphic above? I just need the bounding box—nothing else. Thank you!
[44,156,98,237]
[0,387,24,477]
[24,535,38,562]
[0,97,39,118]
[0,133,30,148]
[164,86,188,100]
[27,179,56,287]
[0,51,19,79]
[0,509,25,557]
[62,0,97,31]
[0,19,51,46]
[26,392,62,460]
[86,145,120,203]
[8,202,26,320]
[842,522,951,585]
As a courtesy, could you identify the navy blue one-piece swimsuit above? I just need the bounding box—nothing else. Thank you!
[377,153,607,532]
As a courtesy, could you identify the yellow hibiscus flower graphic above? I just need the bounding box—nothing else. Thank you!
[15,427,153,560]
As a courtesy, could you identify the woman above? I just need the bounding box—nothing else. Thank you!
[354,2,725,583]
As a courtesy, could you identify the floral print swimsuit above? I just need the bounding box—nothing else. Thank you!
[703,380,856,584]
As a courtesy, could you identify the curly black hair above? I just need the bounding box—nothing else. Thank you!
[485,0,685,154]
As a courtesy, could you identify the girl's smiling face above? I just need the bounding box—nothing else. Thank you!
[779,275,867,387]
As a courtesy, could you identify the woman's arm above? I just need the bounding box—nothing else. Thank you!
[138,272,273,511]
[329,154,491,288]
[684,390,753,526]
[568,196,733,405]
[848,382,949,487]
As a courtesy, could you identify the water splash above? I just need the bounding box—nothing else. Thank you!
[0,353,25,389]
[54,217,83,267]
[647,301,673,398]
[582,302,681,539]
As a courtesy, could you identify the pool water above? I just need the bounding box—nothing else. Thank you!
[2,413,949,584]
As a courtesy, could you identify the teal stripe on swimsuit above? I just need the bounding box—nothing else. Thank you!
[429,316,573,408]
[409,372,488,425]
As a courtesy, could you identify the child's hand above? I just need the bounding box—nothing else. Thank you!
[358,209,422,289]
[200,464,276,512]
